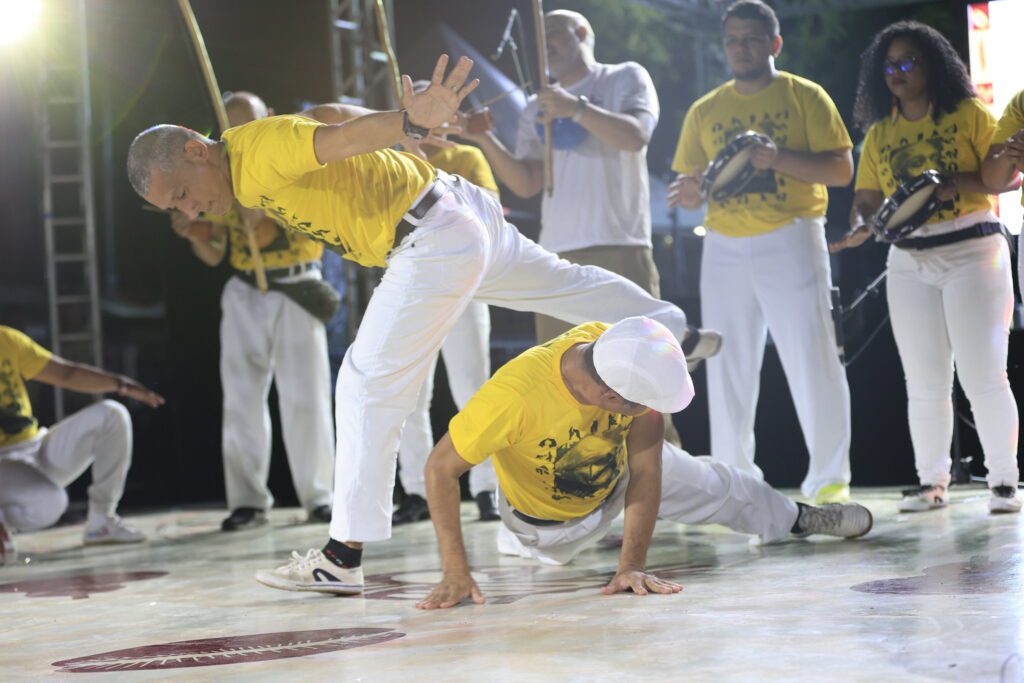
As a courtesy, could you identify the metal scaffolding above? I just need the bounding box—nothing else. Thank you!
[39,0,101,419]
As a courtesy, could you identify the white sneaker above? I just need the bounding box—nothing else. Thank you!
[989,486,1023,514]
[793,503,873,539]
[83,515,146,545]
[683,327,723,372]
[0,520,16,566]
[898,484,948,513]
[255,549,364,595]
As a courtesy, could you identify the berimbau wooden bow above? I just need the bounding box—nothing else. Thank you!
[531,0,554,196]
[177,0,268,293]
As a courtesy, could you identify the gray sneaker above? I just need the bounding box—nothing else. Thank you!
[898,484,947,513]
[84,515,146,545]
[682,326,723,372]
[793,503,873,539]
[0,520,16,566]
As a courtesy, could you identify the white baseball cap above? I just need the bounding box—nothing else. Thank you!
[592,316,695,414]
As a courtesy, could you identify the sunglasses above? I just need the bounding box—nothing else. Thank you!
[884,56,918,76]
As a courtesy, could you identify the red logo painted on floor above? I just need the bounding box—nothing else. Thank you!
[0,571,167,600]
[52,628,405,672]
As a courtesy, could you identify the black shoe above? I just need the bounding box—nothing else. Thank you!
[392,494,430,525]
[308,505,332,524]
[475,491,500,521]
[221,507,268,531]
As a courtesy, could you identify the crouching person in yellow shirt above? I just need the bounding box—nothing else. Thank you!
[416,318,873,609]
[0,326,164,564]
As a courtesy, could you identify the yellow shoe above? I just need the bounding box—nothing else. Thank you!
[814,483,850,505]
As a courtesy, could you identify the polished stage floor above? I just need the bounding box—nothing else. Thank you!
[2,486,1022,682]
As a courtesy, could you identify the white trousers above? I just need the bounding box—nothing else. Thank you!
[220,275,334,512]
[0,400,132,531]
[398,301,497,498]
[886,233,1019,488]
[497,443,799,565]
[330,173,688,542]
[701,218,851,497]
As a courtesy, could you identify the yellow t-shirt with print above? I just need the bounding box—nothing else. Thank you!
[426,143,499,196]
[207,204,324,272]
[220,115,436,268]
[993,89,1024,209]
[672,71,853,237]
[0,326,52,448]
[449,322,635,522]
[855,97,995,223]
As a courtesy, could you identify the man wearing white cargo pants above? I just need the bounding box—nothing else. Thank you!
[396,301,498,522]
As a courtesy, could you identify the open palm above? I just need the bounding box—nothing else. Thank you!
[402,54,479,130]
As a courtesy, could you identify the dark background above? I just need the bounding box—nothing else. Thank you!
[0,0,1019,510]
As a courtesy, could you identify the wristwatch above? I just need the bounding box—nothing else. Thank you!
[402,109,430,140]
[572,95,590,123]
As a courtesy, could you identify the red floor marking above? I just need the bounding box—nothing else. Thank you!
[52,628,405,672]
[0,571,167,600]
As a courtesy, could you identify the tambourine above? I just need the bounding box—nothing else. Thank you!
[701,131,772,202]
[871,170,944,242]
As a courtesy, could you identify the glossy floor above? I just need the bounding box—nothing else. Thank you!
[2,487,1022,682]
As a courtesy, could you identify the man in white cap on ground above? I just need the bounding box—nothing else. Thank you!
[413,317,873,608]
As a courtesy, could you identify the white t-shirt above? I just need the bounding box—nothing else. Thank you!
[515,62,659,253]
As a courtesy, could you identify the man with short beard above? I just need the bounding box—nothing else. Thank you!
[668,0,855,505]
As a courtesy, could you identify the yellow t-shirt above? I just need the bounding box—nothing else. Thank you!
[426,143,499,196]
[855,97,995,223]
[0,326,52,448]
[992,89,1024,208]
[221,115,436,268]
[449,323,635,522]
[208,204,324,272]
[672,71,852,237]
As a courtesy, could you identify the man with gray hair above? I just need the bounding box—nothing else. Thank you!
[169,91,335,532]
[128,55,694,596]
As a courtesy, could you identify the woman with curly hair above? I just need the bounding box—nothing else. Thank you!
[832,20,1020,514]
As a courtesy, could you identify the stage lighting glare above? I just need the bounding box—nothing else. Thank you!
[0,0,42,46]
[693,225,707,237]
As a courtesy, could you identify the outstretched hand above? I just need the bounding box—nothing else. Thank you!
[602,570,682,596]
[415,572,486,610]
[402,55,480,130]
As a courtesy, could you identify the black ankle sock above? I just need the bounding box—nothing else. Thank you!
[681,327,700,355]
[323,539,362,568]
[791,502,809,534]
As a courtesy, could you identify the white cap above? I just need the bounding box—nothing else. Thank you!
[592,317,695,414]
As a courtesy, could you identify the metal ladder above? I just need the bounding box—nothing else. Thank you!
[328,0,397,340]
[40,0,101,419]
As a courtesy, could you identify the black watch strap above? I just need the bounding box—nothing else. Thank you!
[402,109,430,140]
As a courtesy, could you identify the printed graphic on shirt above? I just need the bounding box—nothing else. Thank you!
[0,360,35,438]
[532,412,632,503]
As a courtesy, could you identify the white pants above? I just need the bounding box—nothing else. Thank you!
[330,173,687,542]
[702,218,851,497]
[887,233,1019,488]
[0,400,131,531]
[220,274,334,512]
[497,443,799,565]
[398,301,497,498]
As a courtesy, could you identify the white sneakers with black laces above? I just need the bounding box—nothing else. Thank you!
[989,485,1022,514]
[898,484,948,513]
[83,514,146,545]
[255,549,364,595]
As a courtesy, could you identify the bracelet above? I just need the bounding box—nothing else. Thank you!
[572,95,589,123]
